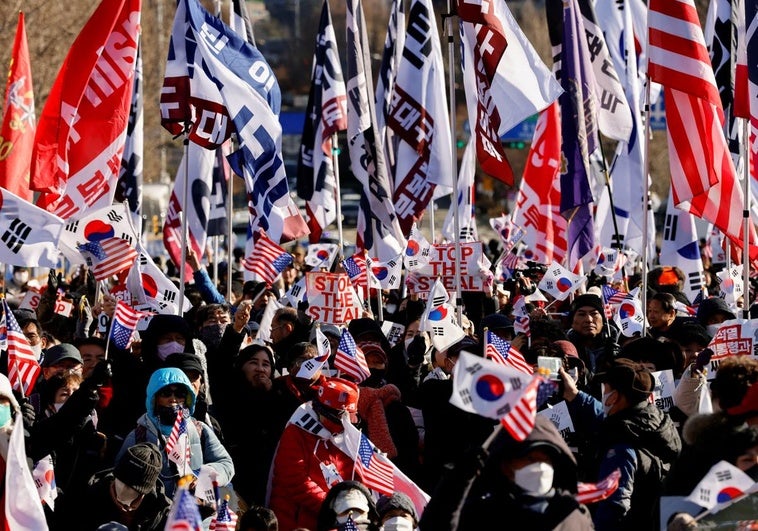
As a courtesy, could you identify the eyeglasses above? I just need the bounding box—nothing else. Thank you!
[157,386,188,399]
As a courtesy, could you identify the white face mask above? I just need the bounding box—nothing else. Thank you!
[383,516,415,531]
[13,272,29,285]
[113,478,141,507]
[706,324,721,337]
[513,461,554,495]
[156,341,184,360]
[31,344,42,360]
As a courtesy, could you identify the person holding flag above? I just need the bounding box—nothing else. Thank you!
[116,368,234,499]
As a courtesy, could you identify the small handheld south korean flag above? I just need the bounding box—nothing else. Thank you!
[297,326,332,380]
[419,279,464,351]
[537,262,585,301]
[684,460,755,511]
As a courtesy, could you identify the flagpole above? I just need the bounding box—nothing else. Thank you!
[429,199,436,243]
[178,132,190,316]
[333,134,345,257]
[742,117,750,318]
[641,80,651,336]
[226,144,234,302]
[445,0,463,326]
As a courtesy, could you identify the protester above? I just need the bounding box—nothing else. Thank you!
[116,368,234,498]
[561,359,681,529]
[268,376,359,531]
[316,480,380,531]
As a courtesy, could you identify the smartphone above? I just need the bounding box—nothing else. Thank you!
[537,356,562,381]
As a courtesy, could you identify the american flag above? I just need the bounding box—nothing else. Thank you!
[501,376,541,442]
[342,252,368,290]
[335,329,371,383]
[649,0,757,259]
[355,432,395,495]
[484,330,533,375]
[341,514,359,531]
[601,285,630,305]
[165,408,191,473]
[209,496,238,531]
[1,299,40,396]
[243,232,293,285]
[576,469,621,504]
[78,237,138,281]
[109,300,150,349]
[165,480,203,530]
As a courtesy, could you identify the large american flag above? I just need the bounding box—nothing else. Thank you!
[1,299,40,396]
[243,232,293,285]
[649,0,757,259]
[355,432,395,495]
[335,329,371,383]
[78,237,138,281]
[484,330,533,375]
[165,408,191,473]
[109,300,150,350]
[576,469,622,504]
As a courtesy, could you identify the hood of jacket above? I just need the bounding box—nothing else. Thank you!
[145,368,196,427]
[602,401,681,465]
[489,415,579,493]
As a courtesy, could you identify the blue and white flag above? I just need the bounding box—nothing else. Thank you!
[298,0,347,243]
[442,138,477,242]
[375,0,405,178]
[116,42,143,234]
[175,0,309,243]
[347,0,405,261]
[389,0,453,234]
[0,188,63,268]
[659,188,706,303]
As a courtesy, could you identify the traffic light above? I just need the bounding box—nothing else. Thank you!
[504,141,526,149]
[152,215,160,235]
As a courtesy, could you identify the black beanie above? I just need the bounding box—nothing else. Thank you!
[114,443,162,494]
[570,294,604,315]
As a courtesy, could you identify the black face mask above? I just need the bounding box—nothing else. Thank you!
[746,464,758,482]
[156,405,180,425]
[363,368,387,388]
[199,323,226,349]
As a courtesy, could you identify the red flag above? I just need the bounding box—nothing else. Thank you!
[512,103,567,264]
[1,299,40,396]
[31,0,141,219]
[649,0,758,260]
[0,13,35,202]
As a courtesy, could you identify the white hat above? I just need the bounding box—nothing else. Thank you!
[333,488,370,515]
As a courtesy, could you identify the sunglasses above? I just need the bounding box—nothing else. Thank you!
[157,386,188,399]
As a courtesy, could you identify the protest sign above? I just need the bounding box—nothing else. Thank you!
[306,272,363,325]
[406,242,492,294]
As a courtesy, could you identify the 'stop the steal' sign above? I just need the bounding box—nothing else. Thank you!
[306,272,363,326]
[406,242,492,294]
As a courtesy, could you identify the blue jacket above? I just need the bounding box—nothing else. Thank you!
[117,368,234,498]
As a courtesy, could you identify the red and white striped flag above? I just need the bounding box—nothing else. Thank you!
[334,329,371,383]
[354,431,395,495]
[1,299,40,396]
[78,237,139,281]
[484,330,533,375]
[209,496,238,531]
[109,300,151,350]
[576,469,622,504]
[243,232,293,285]
[648,0,758,260]
[165,408,191,474]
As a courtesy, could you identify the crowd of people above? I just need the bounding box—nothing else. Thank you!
[0,241,757,531]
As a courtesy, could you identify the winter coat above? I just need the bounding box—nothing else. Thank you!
[420,416,594,531]
[116,368,234,498]
[74,470,170,531]
[569,391,681,530]
[268,404,356,531]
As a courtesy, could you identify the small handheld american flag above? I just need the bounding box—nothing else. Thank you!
[335,329,371,383]
[1,299,41,396]
[165,407,191,474]
[484,330,533,375]
[243,231,293,285]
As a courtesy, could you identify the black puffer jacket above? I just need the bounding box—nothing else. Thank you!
[593,401,681,530]
[420,416,594,531]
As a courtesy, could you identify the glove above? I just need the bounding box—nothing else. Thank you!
[406,335,427,367]
[47,270,61,293]
[694,348,714,374]
[88,359,113,388]
[19,399,36,429]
